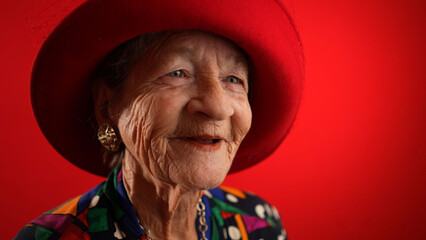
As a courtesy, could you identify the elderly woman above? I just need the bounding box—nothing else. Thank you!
[15,0,304,239]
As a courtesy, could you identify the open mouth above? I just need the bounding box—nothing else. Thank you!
[187,138,221,144]
[172,136,224,151]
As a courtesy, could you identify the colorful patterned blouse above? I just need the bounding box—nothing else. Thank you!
[14,167,287,240]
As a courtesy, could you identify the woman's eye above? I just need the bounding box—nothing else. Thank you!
[167,70,184,77]
[226,76,242,84]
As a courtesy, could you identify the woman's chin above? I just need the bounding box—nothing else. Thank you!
[171,164,231,191]
[165,140,234,190]
[193,170,228,190]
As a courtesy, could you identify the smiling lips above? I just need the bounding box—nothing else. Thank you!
[175,135,224,151]
[188,138,221,144]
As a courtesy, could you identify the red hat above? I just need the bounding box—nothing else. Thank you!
[32,0,305,177]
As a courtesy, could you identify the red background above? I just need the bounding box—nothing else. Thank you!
[1,0,426,239]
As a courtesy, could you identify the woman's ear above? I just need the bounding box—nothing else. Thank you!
[92,81,115,127]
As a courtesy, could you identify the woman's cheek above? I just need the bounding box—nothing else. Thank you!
[117,90,157,159]
[228,98,252,157]
[119,88,185,178]
[147,92,184,153]
[233,95,252,132]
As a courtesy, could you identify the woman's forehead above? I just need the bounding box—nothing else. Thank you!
[153,30,248,65]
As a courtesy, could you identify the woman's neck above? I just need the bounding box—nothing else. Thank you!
[121,152,203,240]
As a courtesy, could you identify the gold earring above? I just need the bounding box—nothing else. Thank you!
[97,124,120,151]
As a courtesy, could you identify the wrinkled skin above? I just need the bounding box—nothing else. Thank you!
[94,31,252,239]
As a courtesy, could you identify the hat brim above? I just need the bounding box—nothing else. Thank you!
[32,0,304,177]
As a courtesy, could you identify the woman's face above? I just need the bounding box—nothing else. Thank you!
[110,31,251,190]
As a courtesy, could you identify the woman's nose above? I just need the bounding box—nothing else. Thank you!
[187,77,234,120]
